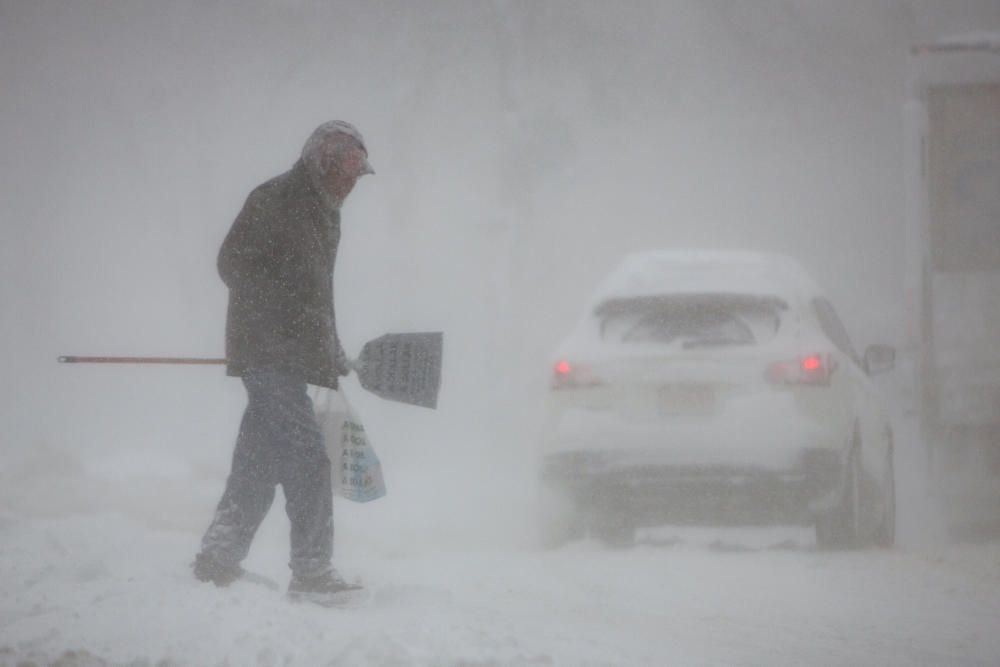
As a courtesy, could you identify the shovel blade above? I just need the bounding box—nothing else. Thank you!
[357,332,443,409]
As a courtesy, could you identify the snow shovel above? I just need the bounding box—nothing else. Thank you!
[352,332,443,410]
[57,331,444,410]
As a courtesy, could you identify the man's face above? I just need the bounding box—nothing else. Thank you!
[322,143,370,203]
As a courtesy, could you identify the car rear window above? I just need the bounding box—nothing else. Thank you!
[595,294,787,347]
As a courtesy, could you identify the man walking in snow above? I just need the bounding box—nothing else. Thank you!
[193,121,374,603]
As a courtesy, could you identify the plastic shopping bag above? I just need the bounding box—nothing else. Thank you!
[338,395,386,502]
[316,388,386,503]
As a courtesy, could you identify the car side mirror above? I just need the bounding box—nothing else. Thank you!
[863,344,896,375]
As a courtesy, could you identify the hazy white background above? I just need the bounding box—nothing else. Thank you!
[3,2,1000,665]
[1,0,999,543]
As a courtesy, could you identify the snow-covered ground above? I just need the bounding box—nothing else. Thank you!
[2,417,1000,667]
[2,512,1000,666]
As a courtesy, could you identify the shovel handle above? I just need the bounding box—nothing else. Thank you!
[58,356,226,365]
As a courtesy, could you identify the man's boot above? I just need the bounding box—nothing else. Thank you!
[287,569,363,606]
[192,553,244,587]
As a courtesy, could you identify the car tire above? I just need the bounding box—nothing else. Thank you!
[816,441,861,550]
[593,514,636,549]
[539,483,583,549]
[874,445,896,548]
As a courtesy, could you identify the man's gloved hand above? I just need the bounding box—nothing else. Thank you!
[334,345,352,377]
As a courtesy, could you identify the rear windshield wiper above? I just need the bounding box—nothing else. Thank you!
[682,337,752,349]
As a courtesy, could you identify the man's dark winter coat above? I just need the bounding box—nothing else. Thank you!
[219,160,346,389]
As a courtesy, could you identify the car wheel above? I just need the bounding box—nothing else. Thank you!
[816,442,861,550]
[593,514,636,549]
[874,445,896,548]
[539,483,583,549]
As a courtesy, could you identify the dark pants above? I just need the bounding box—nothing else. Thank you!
[199,368,333,579]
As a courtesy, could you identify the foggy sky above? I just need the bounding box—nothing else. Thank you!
[2,1,999,474]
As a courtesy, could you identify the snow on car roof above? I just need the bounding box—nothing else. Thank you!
[590,250,821,306]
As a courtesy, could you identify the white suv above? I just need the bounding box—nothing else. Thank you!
[539,251,896,548]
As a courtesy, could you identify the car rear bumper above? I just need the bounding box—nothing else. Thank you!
[541,448,841,525]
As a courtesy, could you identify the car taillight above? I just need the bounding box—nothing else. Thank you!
[551,360,602,390]
[767,354,837,386]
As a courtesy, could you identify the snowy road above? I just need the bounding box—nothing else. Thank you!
[2,508,999,666]
[1,411,997,666]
